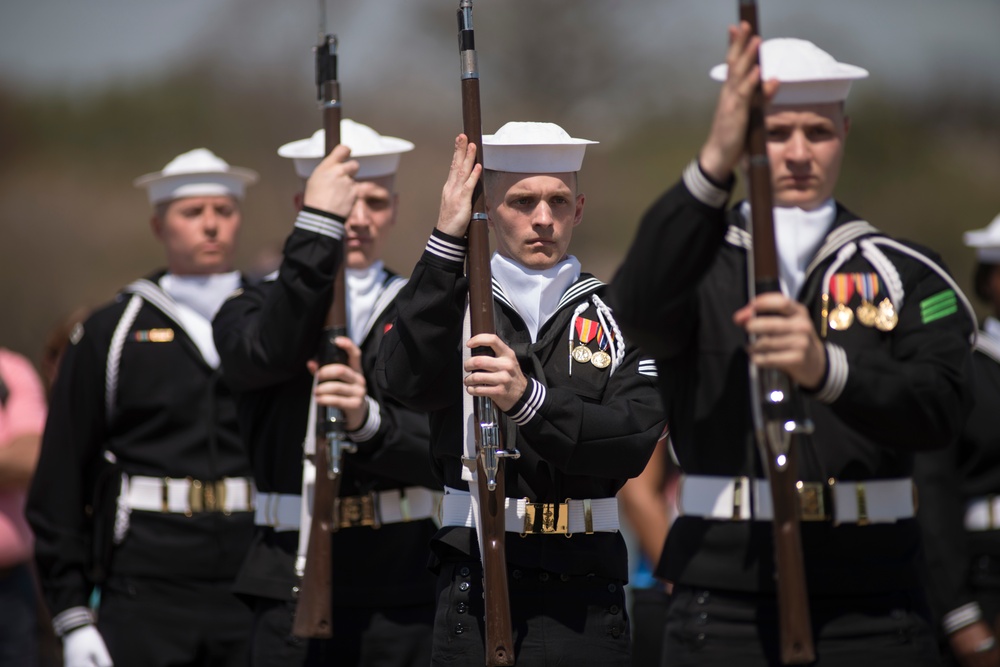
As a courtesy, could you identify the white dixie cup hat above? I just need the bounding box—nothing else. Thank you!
[481,121,598,174]
[710,37,869,106]
[277,119,415,179]
[964,212,1000,264]
[133,148,258,205]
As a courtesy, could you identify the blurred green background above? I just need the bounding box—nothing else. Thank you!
[1,0,998,369]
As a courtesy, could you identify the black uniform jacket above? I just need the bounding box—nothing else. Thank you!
[916,324,1000,622]
[27,270,255,619]
[376,229,665,582]
[609,162,974,596]
[213,207,438,607]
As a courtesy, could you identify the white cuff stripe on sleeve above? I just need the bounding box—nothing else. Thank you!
[637,359,658,378]
[52,606,95,637]
[349,396,381,443]
[294,210,345,240]
[814,342,848,403]
[683,160,729,209]
[943,602,983,635]
[509,378,546,425]
[426,236,467,263]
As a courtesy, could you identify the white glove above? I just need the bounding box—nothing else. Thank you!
[63,625,113,667]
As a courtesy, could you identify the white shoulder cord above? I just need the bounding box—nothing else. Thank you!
[105,294,144,546]
[859,239,905,310]
[112,471,130,544]
[296,374,320,578]
[591,294,626,375]
[105,295,144,423]
[819,243,859,303]
[867,237,978,345]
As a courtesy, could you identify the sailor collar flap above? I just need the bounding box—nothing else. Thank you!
[355,272,407,345]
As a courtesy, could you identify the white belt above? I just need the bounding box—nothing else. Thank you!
[441,487,620,536]
[255,487,441,533]
[964,496,1000,531]
[678,474,916,525]
[126,475,256,515]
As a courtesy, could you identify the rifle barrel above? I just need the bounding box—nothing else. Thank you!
[739,2,815,663]
[457,3,516,664]
[291,5,350,639]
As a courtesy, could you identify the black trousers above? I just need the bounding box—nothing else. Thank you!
[432,560,631,666]
[249,597,434,667]
[631,586,671,667]
[662,585,941,667]
[0,563,38,667]
[98,575,251,667]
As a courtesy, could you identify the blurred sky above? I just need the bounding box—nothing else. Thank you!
[1,0,998,107]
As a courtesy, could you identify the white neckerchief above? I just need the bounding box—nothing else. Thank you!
[490,253,581,342]
[984,317,1000,342]
[159,271,241,368]
[742,199,836,298]
[346,261,386,345]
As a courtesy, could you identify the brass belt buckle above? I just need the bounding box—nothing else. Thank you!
[795,481,828,521]
[521,499,569,536]
[335,492,380,530]
[186,478,227,515]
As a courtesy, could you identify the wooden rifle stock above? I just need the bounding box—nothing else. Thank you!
[457,2,516,665]
[292,8,352,639]
[739,1,815,663]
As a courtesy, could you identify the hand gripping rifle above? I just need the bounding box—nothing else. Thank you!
[457,2,518,664]
[739,1,816,663]
[292,0,355,639]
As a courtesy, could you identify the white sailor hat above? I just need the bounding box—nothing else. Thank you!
[482,121,598,174]
[277,119,415,180]
[133,148,258,205]
[710,38,869,106]
[964,212,1000,264]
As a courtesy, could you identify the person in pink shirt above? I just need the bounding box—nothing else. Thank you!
[0,347,46,667]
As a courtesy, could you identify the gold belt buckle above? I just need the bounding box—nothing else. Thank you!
[795,481,828,522]
[521,499,569,537]
[335,493,380,530]
[187,478,227,515]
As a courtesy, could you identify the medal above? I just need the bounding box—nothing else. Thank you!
[591,351,611,368]
[854,273,879,328]
[827,274,855,331]
[570,316,600,366]
[829,304,854,331]
[875,297,898,331]
[592,327,614,369]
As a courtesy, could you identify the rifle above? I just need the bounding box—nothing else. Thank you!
[457,2,517,664]
[739,1,816,664]
[291,0,355,639]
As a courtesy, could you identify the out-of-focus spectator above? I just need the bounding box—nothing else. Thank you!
[0,347,46,667]
[40,308,90,396]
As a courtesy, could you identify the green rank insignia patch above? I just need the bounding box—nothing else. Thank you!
[920,289,957,324]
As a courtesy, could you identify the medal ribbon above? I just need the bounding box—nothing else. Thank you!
[829,273,855,306]
[597,326,612,351]
[853,273,878,302]
[574,317,599,344]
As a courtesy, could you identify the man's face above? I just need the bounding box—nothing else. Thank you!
[152,195,241,275]
[344,175,397,270]
[486,172,584,271]
[765,102,849,211]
